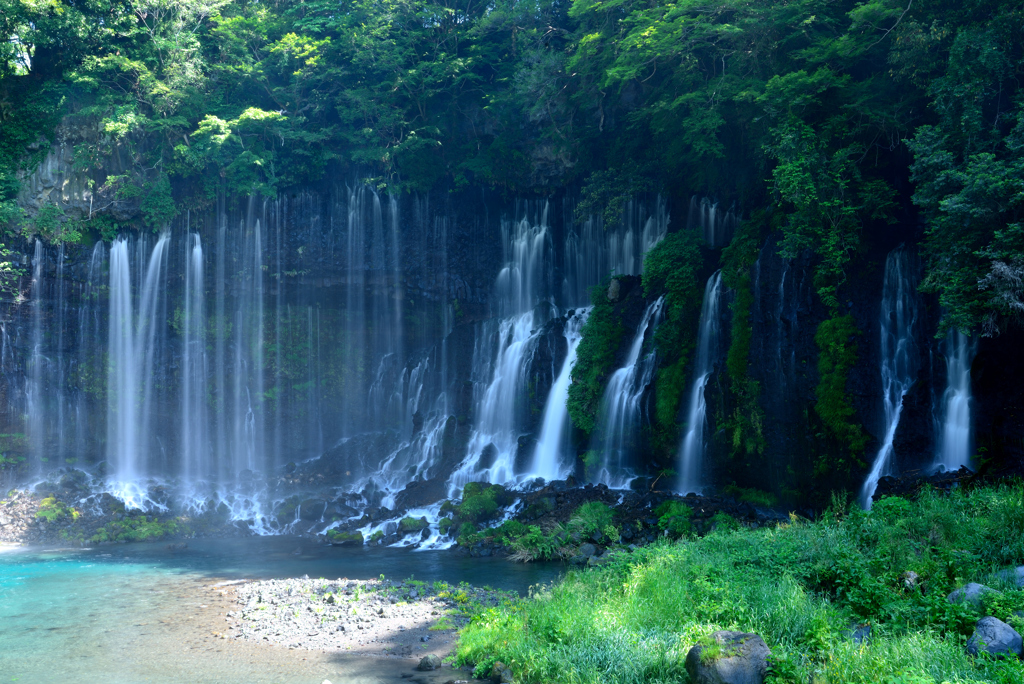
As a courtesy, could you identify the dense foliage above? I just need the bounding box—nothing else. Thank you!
[642,230,704,455]
[458,483,1024,683]
[0,0,1021,333]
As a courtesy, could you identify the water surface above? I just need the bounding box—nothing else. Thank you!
[0,537,561,683]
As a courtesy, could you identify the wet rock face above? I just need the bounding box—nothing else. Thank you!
[17,120,142,222]
[974,328,1024,476]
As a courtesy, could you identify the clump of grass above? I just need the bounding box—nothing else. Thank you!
[456,483,1024,683]
[653,500,692,537]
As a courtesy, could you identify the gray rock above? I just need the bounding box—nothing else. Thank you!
[418,654,443,671]
[947,583,1000,610]
[994,566,1024,588]
[967,617,1022,658]
[578,543,597,558]
[901,571,919,590]
[685,631,771,684]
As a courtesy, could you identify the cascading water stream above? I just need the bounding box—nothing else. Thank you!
[448,204,553,494]
[860,248,920,509]
[181,233,207,481]
[677,271,723,494]
[935,330,975,472]
[593,298,665,488]
[107,233,170,493]
[27,240,44,473]
[530,308,591,481]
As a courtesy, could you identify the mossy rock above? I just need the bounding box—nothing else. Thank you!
[326,529,364,546]
[399,516,429,535]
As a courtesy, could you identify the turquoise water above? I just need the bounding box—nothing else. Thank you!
[0,540,561,683]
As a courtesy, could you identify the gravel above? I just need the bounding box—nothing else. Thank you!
[232,576,513,660]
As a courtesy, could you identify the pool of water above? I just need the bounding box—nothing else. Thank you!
[0,538,562,684]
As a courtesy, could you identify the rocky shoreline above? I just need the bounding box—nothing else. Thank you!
[228,575,512,668]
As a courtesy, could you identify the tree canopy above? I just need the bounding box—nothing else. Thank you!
[0,0,1022,333]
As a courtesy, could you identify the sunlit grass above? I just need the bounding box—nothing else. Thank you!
[456,483,1024,683]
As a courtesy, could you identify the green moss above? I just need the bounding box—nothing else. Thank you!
[457,483,508,523]
[643,230,705,455]
[398,516,428,534]
[90,515,185,543]
[567,283,628,435]
[326,529,363,545]
[723,484,778,507]
[720,218,767,459]
[814,315,869,474]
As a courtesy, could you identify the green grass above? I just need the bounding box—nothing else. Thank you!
[456,484,1024,683]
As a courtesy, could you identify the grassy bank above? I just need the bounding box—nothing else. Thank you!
[456,484,1024,683]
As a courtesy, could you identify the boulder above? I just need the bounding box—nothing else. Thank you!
[578,543,597,558]
[967,617,1022,658]
[399,516,429,535]
[417,654,443,671]
[489,661,513,683]
[299,499,327,521]
[685,631,771,684]
[326,529,363,546]
[947,583,1000,610]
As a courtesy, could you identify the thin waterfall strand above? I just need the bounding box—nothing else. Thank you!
[860,248,919,509]
[595,297,665,488]
[935,330,975,472]
[530,307,592,481]
[677,271,723,494]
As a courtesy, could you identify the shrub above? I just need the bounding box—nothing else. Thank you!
[653,500,692,537]
[36,496,80,523]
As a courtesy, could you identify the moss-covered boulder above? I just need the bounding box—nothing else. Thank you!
[326,529,364,546]
[399,516,429,535]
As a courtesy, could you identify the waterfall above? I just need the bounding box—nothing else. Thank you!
[935,330,975,472]
[687,196,739,248]
[563,197,668,307]
[860,248,920,509]
[181,233,207,481]
[448,204,553,494]
[107,233,170,488]
[677,271,723,494]
[593,298,665,488]
[530,308,591,481]
[26,240,44,472]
